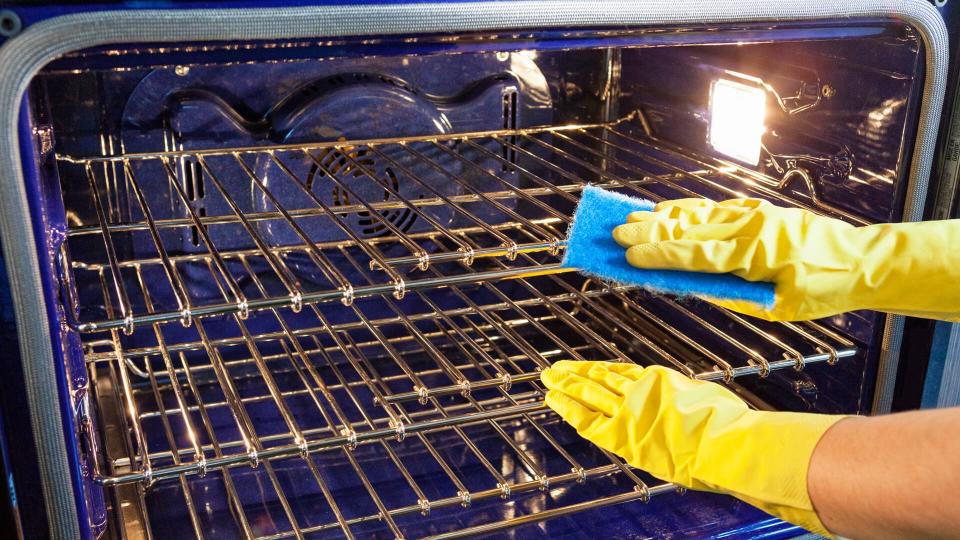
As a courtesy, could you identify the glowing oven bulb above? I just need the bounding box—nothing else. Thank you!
[709,78,767,165]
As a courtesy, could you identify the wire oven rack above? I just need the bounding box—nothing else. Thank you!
[58,113,869,336]
[86,269,855,538]
[59,114,861,538]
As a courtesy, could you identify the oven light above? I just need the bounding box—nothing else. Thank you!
[709,78,767,165]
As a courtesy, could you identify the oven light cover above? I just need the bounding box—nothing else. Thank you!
[709,77,767,165]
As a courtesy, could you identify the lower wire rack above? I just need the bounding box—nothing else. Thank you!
[87,267,856,539]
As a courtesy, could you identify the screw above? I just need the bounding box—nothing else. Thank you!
[0,10,21,38]
[174,65,190,77]
[821,84,836,99]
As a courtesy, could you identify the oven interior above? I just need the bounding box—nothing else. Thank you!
[26,20,924,538]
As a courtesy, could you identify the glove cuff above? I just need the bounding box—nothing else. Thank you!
[695,411,847,535]
[850,221,960,318]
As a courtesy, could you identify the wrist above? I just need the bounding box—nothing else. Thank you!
[687,410,846,518]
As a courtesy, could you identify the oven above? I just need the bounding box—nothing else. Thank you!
[0,1,957,538]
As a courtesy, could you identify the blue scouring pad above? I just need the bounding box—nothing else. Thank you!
[561,185,775,308]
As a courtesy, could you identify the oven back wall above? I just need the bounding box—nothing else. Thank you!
[619,27,926,415]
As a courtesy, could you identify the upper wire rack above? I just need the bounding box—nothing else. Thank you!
[57,114,866,334]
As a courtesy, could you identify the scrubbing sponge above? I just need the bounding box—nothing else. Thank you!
[561,185,775,307]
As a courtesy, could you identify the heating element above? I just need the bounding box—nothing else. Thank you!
[62,115,860,538]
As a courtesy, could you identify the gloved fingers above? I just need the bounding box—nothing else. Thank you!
[676,220,757,242]
[626,199,716,225]
[625,210,650,224]
[617,217,757,249]
[672,204,755,228]
[615,364,706,400]
[701,296,778,321]
[625,209,702,227]
[544,390,608,435]
[613,218,685,247]
[627,204,752,231]
[595,360,649,381]
[593,364,702,398]
[624,238,755,275]
[640,198,768,221]
[547,360,635,395]
[626,203,708,225]
[540,368,622,417]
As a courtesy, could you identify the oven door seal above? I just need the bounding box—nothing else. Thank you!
[0,2,946,537]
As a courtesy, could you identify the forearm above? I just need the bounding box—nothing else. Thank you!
[853,221,960,321]
[808,408,960,539]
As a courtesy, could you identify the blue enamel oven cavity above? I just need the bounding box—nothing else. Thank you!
[0,3,950,539]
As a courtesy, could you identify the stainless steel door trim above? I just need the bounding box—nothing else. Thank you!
[874,314,907,413]
[0,2,946,536]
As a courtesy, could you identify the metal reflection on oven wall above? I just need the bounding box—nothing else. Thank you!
[764,145,855,206]
[619,33,922,223]
[857,98,907,147]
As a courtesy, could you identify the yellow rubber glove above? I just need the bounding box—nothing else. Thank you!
[612,198,960,321]
[541,360,846,536]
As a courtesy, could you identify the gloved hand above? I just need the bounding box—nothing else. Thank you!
[541,360,846,536]
[612,198,960,321]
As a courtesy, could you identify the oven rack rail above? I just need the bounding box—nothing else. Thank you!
[89,266,856,491]
[58,113,868,335]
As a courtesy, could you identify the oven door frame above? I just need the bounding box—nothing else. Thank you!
[0,2,948,538]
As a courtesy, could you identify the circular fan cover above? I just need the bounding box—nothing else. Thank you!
[253,74,464,284]
[309,146,420,238]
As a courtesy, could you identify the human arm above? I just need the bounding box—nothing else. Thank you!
[540,360,960,539]
[611,198,960,322]
[540,360,844,535]
[808,408,960,539]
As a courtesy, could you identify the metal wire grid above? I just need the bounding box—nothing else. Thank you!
[63,115,862,537]
[86,264,855,538]
[58,115,869,336]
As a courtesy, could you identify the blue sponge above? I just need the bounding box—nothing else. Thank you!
[561,185,775,307]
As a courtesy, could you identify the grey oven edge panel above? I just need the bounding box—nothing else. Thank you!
[0,2,947,537]
[931,322,960,407]
[939,324,960,407]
